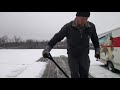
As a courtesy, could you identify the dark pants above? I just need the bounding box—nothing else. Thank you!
[68,54,90,78]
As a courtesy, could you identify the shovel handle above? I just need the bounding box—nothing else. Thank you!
[48,53,70,78]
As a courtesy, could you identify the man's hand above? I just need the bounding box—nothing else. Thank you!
[42,45,52,58]
[42,50,50,58]
[95,48,100,59]
[95,53,100,59]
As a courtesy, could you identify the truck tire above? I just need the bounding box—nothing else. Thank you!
[107,61,115,72]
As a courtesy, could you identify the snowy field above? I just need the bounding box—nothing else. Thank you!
[0,49,47,78]
[0,49,102,78]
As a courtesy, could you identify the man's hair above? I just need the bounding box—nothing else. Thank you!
[76,12,90,17]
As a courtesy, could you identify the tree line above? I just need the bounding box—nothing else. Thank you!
[0,35,67,49]
[0,35,94,49]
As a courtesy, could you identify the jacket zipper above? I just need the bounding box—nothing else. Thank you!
[77,27,83,39]
[79,28,83,38]
[80,30,82,38]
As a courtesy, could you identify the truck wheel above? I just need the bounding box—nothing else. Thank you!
[107,61,115,72]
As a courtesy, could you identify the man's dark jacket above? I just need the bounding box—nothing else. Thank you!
[48,21,100,57]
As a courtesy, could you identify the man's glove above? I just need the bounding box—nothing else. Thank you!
[95,48,100,59]
[95,52,100,59]
[42,45,52,58]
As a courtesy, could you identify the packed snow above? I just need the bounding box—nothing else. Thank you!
[0,49,47,78]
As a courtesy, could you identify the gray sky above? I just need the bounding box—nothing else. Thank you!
[0,12,120,41]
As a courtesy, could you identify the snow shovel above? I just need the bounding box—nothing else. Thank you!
[46,53,70,78]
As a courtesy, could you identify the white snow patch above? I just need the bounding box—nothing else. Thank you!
[16,62,47,78]
[89,50,103,65]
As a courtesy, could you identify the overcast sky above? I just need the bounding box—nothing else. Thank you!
[0,12,120,41]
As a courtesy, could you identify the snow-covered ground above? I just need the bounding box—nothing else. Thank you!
[0,49,108,78]
[0,49,47,78]
[89,50,103,65]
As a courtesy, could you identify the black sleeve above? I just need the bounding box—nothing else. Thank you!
[48,24,68,48]
[91,24,100,51]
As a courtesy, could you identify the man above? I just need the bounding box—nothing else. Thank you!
[42,12,100,78]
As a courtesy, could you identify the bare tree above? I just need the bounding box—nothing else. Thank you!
[13,35,21,43]
[0,35,9,47]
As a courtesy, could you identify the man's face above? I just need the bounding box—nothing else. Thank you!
[76,16,88,27]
